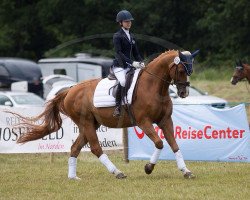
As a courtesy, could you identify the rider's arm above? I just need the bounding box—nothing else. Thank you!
[113,33,133,66]
[131,37,143,62]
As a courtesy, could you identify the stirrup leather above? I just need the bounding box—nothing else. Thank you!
[113,106,121,117]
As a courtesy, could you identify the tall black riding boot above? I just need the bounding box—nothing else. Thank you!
[113,84,123,117]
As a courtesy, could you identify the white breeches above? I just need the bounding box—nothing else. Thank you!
[113,67,130,87]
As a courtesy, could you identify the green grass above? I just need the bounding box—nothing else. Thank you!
[192,67,235,81]
[1,80,250,200]
[0,152,249,200]
[191,80,250,103]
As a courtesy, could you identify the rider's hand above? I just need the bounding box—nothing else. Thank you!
[132,61,145,68]
[132,61,140,68]
[139,62,145,68]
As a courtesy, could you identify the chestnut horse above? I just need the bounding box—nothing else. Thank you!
[12,50,199,180]
[231,60,250,85]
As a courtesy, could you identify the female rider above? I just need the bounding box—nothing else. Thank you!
[112,10,144,117]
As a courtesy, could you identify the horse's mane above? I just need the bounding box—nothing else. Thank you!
[147,50,177,66]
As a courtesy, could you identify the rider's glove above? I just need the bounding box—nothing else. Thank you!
[132,61,145,69]
[140,62,145,68]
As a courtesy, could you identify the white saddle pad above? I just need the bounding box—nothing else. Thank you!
[93,69,141,107]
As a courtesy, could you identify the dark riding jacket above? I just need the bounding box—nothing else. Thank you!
[112,28,143,68]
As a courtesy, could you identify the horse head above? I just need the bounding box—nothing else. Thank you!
[231,60,245,85]
[169,50,199,98]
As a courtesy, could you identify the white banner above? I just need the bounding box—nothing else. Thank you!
[0,107,123,153]
[128,104,250,162]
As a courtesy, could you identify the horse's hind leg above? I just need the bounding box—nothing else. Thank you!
[83,120,127,179]
[159,118,195,179]
[68,132,88,180]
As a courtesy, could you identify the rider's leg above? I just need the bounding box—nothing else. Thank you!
[113,67,126,117]
[113,83,123,117]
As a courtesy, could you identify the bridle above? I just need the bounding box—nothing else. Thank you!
[170,63,190,87]
[143,62,190,87]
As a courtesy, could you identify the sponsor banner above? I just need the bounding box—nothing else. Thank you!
[128,104,250,162]
[0,107,123,153]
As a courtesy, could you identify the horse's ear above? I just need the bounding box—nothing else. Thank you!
[191,50,200,58]
[239,59,243,66]
[178,51,185,60]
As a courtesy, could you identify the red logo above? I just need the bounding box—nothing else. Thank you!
[133,126,165,139]
[133,125,245,140]
[134,127,144,139]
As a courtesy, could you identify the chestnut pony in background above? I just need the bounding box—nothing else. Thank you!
[231,60,250,85]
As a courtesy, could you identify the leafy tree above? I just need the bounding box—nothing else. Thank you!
[0,0,249,68]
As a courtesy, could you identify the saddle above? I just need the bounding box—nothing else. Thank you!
[108,67,136,102]
[108,66,137,124]
[93,68,141,109]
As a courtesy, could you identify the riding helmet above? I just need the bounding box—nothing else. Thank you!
[116,10,134,22]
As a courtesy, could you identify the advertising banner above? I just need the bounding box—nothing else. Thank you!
[0,107,123,153]
[128,104,250,162]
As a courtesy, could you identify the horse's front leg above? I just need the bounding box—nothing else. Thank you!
[158,117,195,179]
[138,121,164,175]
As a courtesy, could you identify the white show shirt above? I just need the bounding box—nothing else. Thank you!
[122,27,131,41]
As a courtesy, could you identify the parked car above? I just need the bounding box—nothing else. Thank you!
[169,85,228,108]
[0,58,43,97]
[0,91,45,108]
[42,75,76,100]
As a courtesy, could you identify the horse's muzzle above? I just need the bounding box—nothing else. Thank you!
[177,86,189,98]
[230,77,238,85]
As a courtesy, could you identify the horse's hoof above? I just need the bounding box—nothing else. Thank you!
[144,163,155,174]
[184,172,195,179]
[68,176,81,180]
[116,172,127,179]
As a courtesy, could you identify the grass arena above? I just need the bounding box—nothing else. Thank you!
[0,80,250,200]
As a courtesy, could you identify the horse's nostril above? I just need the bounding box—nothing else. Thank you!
[179,91,185,98]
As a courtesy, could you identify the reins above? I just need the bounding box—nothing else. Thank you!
[142,62,190,87]
[143,68,171,84]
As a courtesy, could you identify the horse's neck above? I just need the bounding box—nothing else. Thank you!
[146,52,174,80]
[140,53,174,94]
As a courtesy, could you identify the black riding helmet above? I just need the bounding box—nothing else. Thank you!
[116,10,134,22]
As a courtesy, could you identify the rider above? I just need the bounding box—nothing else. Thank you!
[112,9,145,117]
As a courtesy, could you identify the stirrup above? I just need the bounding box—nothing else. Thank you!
[113,107,121,117]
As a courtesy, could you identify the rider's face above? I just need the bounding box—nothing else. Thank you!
[122,20,132,30]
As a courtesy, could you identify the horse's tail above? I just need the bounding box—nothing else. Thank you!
[11,90,69,144]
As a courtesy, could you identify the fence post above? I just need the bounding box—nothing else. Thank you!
[122,128,129,163]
